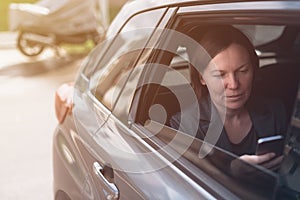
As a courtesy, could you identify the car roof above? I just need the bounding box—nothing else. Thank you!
[123,0,299,11]
[107,0,300,36]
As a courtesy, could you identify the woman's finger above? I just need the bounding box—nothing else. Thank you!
[240,153,276,165]
[262,155,284,169]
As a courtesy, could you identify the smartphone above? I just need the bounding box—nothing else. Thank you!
[256,135,285,156]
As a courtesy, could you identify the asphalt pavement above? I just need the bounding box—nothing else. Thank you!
[0,31,85,200]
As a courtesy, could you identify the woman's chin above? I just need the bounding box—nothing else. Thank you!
[224,101,246,111]
[213,98,247,112]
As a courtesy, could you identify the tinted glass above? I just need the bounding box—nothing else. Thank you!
[89,9,165,110]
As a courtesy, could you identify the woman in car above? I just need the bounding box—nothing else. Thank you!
[170,25,287,169]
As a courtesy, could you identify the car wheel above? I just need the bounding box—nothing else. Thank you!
[17,31,45,57]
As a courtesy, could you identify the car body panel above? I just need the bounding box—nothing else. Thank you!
[53,0,300,199]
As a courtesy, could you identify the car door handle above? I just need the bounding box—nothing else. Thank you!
[93,162,119,200]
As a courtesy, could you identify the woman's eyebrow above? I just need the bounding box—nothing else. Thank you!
[215,62,251,71]
[236,62,251,70]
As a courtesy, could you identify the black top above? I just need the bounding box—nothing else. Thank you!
[229,125,257,156]
[169,95,288,156]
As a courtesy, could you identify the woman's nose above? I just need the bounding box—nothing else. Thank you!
[227,74,239,89]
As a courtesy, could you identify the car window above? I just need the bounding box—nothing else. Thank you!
[88,8,166,111]
[235,25,285,46]
[110,49,152,122]
[129,16,300,199]
[110,8,179,123]
[164,46,190,86]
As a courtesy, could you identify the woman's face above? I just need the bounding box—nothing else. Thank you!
[200,43,254,111]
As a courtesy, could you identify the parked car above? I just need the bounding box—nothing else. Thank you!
[53,0,300,199]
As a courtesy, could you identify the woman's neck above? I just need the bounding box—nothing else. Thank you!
[225,107,247,120]
[223,107,252,144]
[215,104,246,120]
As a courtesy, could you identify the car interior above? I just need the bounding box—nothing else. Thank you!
[129,21,300,198]
[133,23,300,127]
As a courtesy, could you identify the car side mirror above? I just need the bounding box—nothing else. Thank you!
[54,82,74,124]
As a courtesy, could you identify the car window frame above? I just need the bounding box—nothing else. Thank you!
[85,7,170,114]
[128,6,300,199]
[109,7,179,124]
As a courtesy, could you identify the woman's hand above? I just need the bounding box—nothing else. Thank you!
[230,153,284,176]
[239,153,284,170]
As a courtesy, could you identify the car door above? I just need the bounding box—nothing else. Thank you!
[71,6,205,199]
[124,1,300,199]
[72,1,300,200]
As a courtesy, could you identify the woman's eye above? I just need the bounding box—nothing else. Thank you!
[239,65,251,72]
[239,68,249,73]
[212,73,222,77]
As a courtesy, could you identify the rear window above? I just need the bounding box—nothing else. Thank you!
[236,25,285,46]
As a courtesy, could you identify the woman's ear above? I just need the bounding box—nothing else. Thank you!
[199,75,206,85]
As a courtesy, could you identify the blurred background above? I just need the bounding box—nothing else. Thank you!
[0,0,126,199]
[0,0,124,31]
[1,0,36,31]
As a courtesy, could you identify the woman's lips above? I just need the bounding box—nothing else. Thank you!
[226,94,243,100]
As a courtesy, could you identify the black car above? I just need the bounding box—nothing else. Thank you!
[53,0,300,199]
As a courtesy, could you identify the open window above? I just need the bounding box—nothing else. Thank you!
[129,10,300,199]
